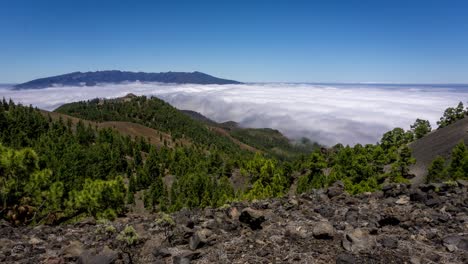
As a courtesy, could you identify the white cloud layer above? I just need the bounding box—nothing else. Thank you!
[1,83,467,146]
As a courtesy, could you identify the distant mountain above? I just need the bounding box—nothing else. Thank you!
[14,70,242,89]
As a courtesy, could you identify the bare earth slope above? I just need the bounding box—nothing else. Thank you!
[42,110,258,151]
[41,110,188,148]
[409,116,468,185]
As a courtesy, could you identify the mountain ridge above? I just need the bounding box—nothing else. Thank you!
[54,95,317,158]
[14,70,242,89]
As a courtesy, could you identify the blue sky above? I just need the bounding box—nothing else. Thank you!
[1,0,467,83]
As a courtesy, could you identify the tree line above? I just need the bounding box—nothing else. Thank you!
[1,97,466,225]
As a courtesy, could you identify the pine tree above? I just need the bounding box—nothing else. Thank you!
[426,156,446,183]
[144,147,160,181]
[437,102,467,128]
[410,119,432,139]
[2,97,8,111]
[128,175,137,193]
[398,145,415,177]
[449,141,467,179]
[381,128,408,150]
[133,145,142,168]
[455,102,465,119]
[389,145,415,183]
[127,190,135,205]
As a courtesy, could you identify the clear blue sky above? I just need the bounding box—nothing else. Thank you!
[1,0,467,83]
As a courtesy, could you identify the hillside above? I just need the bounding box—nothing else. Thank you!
[229,127,320,158]
[409,116,468,184]
[1,182,467,263]
[55,95,315,159]
[179,110,241,133]
[2,100,270,226]
[2,97,468,264]
[14,70,242,89]
[45,109,260,153]
[180,110,218,126]
[180,109,319,158]
[54,95,247,155]
[42,110,187,148]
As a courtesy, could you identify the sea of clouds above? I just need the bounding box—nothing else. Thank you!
[1,82,467,146]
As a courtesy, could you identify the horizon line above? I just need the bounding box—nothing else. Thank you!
[2,81,468,86]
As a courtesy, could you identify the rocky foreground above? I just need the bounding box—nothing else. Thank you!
[1,182,467,264]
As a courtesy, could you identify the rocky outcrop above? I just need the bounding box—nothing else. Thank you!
[238,207,266,230]
[1,181,467,263]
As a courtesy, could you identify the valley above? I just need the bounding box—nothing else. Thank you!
[0,94,467,263]
[2,1,468,263]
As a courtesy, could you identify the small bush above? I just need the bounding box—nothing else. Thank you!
[117,225,139,246]
[156,212,175,227]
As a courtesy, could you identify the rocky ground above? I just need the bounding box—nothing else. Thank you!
[1,181,467,264]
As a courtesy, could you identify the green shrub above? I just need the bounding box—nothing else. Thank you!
[155,212,175,227]
[426,156,447,183]
[117,225,139,246]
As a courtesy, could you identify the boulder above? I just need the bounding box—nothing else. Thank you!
[77,248,118,264]
[239,208,266,230]
[285,198,299,210]
[288,198,299,207]
[379,236,398,249]
[186,220,195,229]
[201,219,217,230]
[10,243,25,258]
[285,223,308,239]
[395,195,410,205]
[29,236,44,245]
[409,256,421,264]
[425,197,442,207]
[173,250,200,263]
[327,181,344,198]
[419,184,435,193]
[410,189,427,203]
[345,208,359,227]
[336,252,357,264]
[456,179,468,188]
[314,205,335,219]
[0,219,11,228]
[74,217,96,228]
[342,228,376,253]
[61,240,84,260]
[227,207,240,219]
[153,247,172,258]
[140,236,164,259]
[0,239,14,250]
[378,216,400,227]
[312,221,334,239]
[430,212,450,223]
[189,232,203,251]
[443,235,468,252]
[173,256,191,264]
[189,229,212,250]
[43,257,65,264]
[382,184,409,197]
[420,183,450,193]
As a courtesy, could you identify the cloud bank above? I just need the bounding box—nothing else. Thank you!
[1,82,467,146]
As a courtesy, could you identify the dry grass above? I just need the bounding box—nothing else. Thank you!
[40,110,189,148]
[41,109,260,152]
[209,126,258,152]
